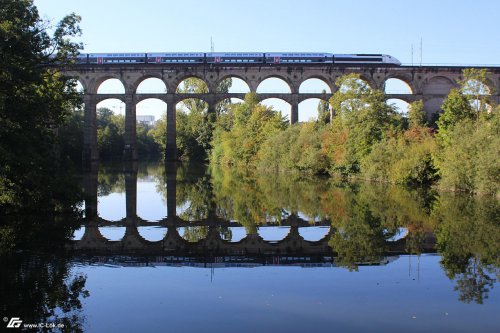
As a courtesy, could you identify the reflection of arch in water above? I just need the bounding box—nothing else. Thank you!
[138,226,168,242]
[387,228,409,241]
[72,226,86,240]
[136,179,168,222]
[225,227,247,242]
[298,226,331,242]
[258,226,291,242]
[98,226,126,241]
[97,192,126,222]
[72,221,432,256]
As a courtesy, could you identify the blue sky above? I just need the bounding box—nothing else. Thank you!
[34,0,500,120]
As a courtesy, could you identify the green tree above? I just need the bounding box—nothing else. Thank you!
[211,92,287,167]
[171,77,232,161]
[328,74,403,174]
[96,107,125,159]
[460,68,492,118]
[0,0,82,210]
[317,90,331,124]
[436,88,473,145]
[407,100,426,129]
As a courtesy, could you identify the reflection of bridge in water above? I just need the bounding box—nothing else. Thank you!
[73,254,400,269]
[72,163,436,262]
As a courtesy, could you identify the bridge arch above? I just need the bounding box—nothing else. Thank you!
[337,75,373,92]
[95,76,126,94]
[175,76,210,93]
[138,226,167,242]
[299,226,331,242]
[299,77,333,94]
[96,98,126,113]
[386,98,410,115]
[216,75,251,93]
[74,79,85,93]
[384,78,413,94]
[257,76,293,93]
[258,226,291,242]
[135,77,167,94]
[299,97,329,122]
[423,76,456,95]
[260,98,291,122]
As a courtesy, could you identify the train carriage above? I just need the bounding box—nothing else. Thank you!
[74,52,401,66]
[265,53,332,64]
[147,53,205,64]
[206,52,265,64]
[333,54,401,65]
[85,53,147,64]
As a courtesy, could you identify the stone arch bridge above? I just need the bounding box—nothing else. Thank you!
[60,64,500,162]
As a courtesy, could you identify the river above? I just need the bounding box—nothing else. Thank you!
[1,161,498,332]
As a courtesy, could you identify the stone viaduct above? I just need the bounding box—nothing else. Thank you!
[60,64,500,162]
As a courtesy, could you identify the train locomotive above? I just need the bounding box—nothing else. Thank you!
[76,52,401,66]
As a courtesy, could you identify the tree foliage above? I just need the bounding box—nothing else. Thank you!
[317,90,331,124]
[435,69,498,194]
[211,92,287,167]
[0,0,82,210]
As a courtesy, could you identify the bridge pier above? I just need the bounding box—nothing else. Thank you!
[125,163,138,219]
[290,93,299,125]
[165,162,177,218]
[83,163,99,219]
[124,94,138,161]
[83,94,98,165]
[165,94,177,161]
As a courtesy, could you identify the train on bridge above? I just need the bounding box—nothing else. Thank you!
[76,52,401,66]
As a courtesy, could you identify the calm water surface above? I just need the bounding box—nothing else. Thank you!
[1,162,498,332]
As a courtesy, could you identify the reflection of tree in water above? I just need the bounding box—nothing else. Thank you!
[94,162,499,303]
[0,254,88,332]
[180,226,232,242]
[328,193,395,271]
[434,195,500,304]
[453,258,495,304]
[97,164,125,196]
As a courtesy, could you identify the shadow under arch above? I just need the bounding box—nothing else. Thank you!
[423,75,456,95]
